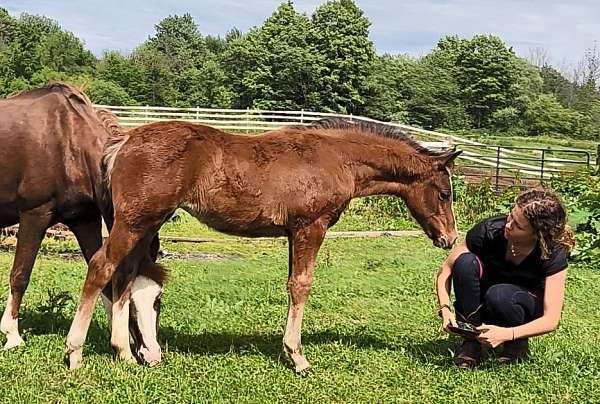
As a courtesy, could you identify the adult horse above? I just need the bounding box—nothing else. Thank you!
[0,83,164,361]
[65,118,461,372]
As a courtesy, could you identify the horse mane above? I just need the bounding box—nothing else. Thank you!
[300,117,446,157]
[95,108,123,139]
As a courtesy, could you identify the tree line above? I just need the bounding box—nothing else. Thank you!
[1,1,599,139]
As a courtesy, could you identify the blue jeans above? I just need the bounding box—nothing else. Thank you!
[451,252,543,326]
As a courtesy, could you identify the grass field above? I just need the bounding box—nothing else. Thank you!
[0,232,599,403]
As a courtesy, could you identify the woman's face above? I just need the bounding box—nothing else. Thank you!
[504,205,536,242]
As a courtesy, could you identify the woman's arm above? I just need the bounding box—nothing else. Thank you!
[477,269,567,347]
[513,269,567,338]
[436,241,470,331]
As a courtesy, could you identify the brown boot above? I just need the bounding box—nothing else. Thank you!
[454,339,482,369]
[498,338,529,364]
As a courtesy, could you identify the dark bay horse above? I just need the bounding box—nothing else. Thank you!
[0,83,165,360]
[65,118,461,371]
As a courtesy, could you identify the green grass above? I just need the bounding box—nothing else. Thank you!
[0,235,599,403]
[160,206,420,238]
[449,130,598,152]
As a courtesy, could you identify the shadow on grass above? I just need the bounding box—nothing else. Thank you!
[404,337,457,367]
[158,327,444,369]
[405,337,509,369]
[14,307,469,370]
[19,308,112,355]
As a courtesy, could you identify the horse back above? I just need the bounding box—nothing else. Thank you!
[110,121,354,235]
[0,86,107,223]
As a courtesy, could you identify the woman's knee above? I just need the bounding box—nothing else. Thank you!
[484,284,513,309]
[484,284,528,325]
[452,252,481,281]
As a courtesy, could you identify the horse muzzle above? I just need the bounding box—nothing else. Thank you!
[433,235,456,249]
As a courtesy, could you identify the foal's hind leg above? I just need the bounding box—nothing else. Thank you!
[109,238,155,364]
[283,221,327,373]
[65,221,146,369]
[1,210,51,349]
[67,215,116,330]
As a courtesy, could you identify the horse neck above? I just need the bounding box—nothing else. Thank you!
[342,138,430,198]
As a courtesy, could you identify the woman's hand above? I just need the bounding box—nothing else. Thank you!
[476,324,513,347]
[441,308,457,333]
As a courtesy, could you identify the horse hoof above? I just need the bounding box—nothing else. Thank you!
[139,347,162,367]
[117,352,137,365]
[291,354,311,374]
[295,361,311,374]
[64,350,83,370]
[3,336,25,350]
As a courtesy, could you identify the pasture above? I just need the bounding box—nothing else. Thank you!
[0,224,599,403]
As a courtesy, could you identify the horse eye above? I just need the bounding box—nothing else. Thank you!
[439,190,451,201]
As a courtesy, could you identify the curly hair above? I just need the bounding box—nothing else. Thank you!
[516,188,576,259]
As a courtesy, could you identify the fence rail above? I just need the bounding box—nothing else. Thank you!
[95,104,594,189]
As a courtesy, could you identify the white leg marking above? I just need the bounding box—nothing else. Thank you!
[131,276,162,365]
[1,291,24,350]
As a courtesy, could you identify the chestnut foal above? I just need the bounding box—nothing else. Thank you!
[65,118,461,371]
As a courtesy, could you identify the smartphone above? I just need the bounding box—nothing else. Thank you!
[447,321,481,338]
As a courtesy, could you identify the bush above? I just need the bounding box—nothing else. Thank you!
[523,94,576,136]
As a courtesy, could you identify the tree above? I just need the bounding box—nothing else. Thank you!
[311,0,376,114]
[540,65,577,108]
[179,57,234,108]
[148,13,206,74]
[526,47,551,69]
[2,13,61,79]
[362,54,410,122]
[452,35,522,128]
[523,94,576,135]
[0,7,16,49]
[223,1,324,110]
[405,50,471,130]
[85,78,138,105]
[97,50,148,103]
[38,30,96,74]
[131,43,176,105]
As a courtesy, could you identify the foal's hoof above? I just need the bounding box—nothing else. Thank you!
[3,335,25,350]
[284,349,311,374]
[294,358,311,374]
[117,351,137,365]
[64,349,83,370]
[138,348,162,367]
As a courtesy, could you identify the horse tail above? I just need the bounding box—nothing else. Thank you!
[96,108,129,229]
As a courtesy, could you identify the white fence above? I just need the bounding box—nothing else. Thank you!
[95,104,592,181]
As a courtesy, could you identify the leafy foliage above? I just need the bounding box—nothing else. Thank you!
[0,2,598,137]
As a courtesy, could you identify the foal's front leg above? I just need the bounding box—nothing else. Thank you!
[283,222,326,373]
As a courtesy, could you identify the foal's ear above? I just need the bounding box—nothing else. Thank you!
[437,149,462,169]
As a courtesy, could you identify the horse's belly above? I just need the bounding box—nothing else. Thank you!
[180,203,287,238]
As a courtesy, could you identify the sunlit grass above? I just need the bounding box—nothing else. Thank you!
[0,235,598,403]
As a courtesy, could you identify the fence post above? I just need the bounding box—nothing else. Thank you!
[495,147,501,191]
[540,149,546,180]
[144,105,149,124]
[246,107,250,134]
[196,106,199,122]
[300,109,304,124]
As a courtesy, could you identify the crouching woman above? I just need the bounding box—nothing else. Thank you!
[435,188,575,368]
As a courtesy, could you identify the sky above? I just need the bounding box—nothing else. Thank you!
[4,0,599,69]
